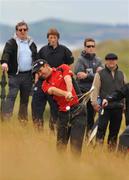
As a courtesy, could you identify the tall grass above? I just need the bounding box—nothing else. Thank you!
[0,39,129,180]
[0,119,129,180]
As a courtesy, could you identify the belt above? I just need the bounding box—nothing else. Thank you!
[19,70,31,74]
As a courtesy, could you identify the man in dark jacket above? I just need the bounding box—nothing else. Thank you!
[74,38,103,136]
[32,28,74,131]
[1,21,37,122]
[102,83,129,151]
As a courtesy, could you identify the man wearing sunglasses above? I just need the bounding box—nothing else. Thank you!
[1,21,37,123]
[74,38,103,138]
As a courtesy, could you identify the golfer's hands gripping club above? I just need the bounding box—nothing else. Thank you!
[65,91,73,101]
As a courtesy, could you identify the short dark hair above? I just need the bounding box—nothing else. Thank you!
[84,38,95,47]
[15,21,28,31]
[47,28,60,39]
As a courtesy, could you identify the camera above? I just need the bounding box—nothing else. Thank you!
[86,68,93,74]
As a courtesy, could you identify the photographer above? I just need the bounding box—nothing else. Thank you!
[102,83,129,151]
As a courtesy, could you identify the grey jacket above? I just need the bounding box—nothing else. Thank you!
[74,51,103,92]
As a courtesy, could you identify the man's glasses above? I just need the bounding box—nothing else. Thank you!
[18,28,28,32]
[86,45,95,48]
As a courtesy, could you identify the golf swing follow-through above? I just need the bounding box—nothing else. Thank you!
[32,59,88,156]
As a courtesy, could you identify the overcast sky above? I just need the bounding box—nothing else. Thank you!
[0,0,129,25]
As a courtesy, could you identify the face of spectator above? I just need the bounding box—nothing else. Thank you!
[48,35,58,48]
[16,25,28,40]
[85,41,96,54]
[105,59,118,69]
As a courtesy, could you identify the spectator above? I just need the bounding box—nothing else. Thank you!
[74,38,103,137]
[91,53,126,150]
[32,28,74,131]
[1,21,37,123]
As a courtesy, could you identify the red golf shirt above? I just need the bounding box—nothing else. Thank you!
[42,64,79,112]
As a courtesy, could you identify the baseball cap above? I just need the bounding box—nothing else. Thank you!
[32,59,47,74]
[105,53,118,60]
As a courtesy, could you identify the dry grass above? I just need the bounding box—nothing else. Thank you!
[0,116,129,180]
[0,39,129,179]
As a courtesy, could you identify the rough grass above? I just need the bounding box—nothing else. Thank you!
[0,39,129,179]
[0,99,129,180]
[0,116,129,180]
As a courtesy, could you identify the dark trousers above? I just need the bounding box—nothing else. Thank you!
[96,108,123,147]
[87,99,96,132]
[57,108,86,155]
[31,79,58,127]
[3,72,32,120]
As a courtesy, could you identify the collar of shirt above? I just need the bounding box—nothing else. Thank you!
[19,39,28,43]
[48,43,59,50]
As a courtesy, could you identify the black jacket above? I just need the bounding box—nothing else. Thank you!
[38,44,74,67]
[107,83,129,125]
[1,38,37,75]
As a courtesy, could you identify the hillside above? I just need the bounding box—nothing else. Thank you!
[0,18,129,45]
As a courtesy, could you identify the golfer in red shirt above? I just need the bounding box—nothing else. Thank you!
[32,59,86,156]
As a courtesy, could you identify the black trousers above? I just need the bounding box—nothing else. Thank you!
[57,107,86,155]
[31,79,58,125]
[3,72,32,120]
[86,99,96,132]
[96,108,123,147]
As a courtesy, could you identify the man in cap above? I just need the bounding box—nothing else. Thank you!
[32,59,86,156]
[91,53,126,150]
[32,28,74,131]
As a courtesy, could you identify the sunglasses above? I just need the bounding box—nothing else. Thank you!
[86,45,95,48]
[18,28,28,32]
